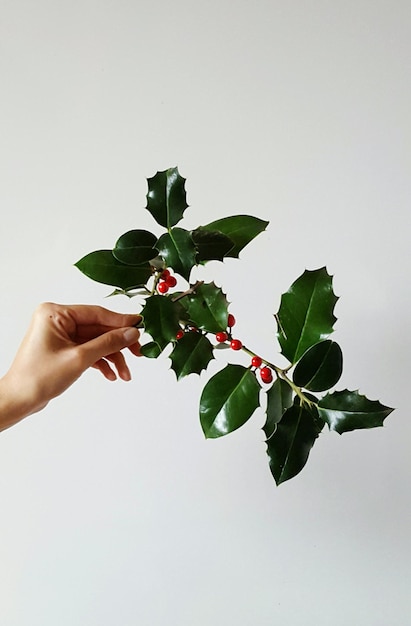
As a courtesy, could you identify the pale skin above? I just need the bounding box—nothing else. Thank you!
[0,303,142,432]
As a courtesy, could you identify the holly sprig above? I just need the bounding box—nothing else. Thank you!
[75,167,394,485]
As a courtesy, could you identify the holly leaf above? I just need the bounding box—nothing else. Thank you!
[200,215,269,258]
[170,333,214,380]
[141,295,182,350]
[146,167,188,228]
[113,229,159,265]
[156,228,197,281]
[75,250,152,290]
[200,365,261,438]
[140,341,163,358]
[262,378,293,440]
[185,282,229,333]
[266,403,322,485]
[293,340,343,392]
[318,389,394,434]
[191,228,234,262]
[276,267,338,364]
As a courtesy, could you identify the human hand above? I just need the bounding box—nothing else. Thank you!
[0,303,142,431]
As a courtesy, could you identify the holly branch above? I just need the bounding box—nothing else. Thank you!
[75,167,394,485]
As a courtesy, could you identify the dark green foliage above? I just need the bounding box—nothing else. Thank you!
[293,340,343,392]
[75,250,152,290]
[199,365,261,438]
[276,267,338,364]
[75,167,394,486]
[170,332,214,380]
[266,403,323,485]
[318,390,394,434]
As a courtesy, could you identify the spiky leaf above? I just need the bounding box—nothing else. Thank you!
[293,340,343,392]
[201,215,269,258]
[191,228,234,262]
[276,267,338,364]
[113,230,159,265]
[170,333,214,380]
[263,378,293,439]
[186,282,229,333]
[140,341,163,358]
[318,390,394,434]
[141,295,181,350]
[266,404,322,485]
[156,228,197,281]
[75,250,152,290]
[146,167,188,228]
[200,365,260,438]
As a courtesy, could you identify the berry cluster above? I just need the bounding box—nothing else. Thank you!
[215,315,274,384]
[157,268,177,294]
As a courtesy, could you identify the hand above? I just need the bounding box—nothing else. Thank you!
[0,303,142,431]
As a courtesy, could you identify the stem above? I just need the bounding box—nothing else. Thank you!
[171,281,204,302]
[241,343,315,408]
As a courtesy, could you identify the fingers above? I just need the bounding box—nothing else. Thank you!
[77,326,141,372]
[66,305,142,330]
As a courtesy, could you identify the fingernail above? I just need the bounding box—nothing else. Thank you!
[123,327,140,343]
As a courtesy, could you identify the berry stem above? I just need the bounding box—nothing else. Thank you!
[240,343,315,408]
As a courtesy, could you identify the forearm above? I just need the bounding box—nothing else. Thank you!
[0,373,46,432]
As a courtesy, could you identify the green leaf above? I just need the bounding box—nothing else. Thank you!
[200,365,261,438]
[141,295,181,350]
[263,378,293,439]
[266,403,322,485]
[186,282,229,333]
[75,250,152,290]
[156,228,197,281]
[113,229,159,265]
[146,167,188,228]
[318,390,394,434]
[191,228,234,262]
[276,267,338,364]
[170,333,214,380]
[201,215,269,258]
[293,340,343,392]
[140,341,163,358]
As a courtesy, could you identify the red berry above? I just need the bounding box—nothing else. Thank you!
[157,281,169,294]
[230,338,242,351]
[165,275,177,287]
[227,314,236,327]
[216,331,228,343]
[176,329,184,340]
[161,269,170,279]
[251,356,262,368]
[260,366,273,383]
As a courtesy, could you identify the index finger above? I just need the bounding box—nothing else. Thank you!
[65,305,142,329]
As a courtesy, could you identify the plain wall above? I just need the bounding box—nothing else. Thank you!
[0,1,410,624]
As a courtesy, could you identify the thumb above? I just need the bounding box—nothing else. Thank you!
[77,327,141,368]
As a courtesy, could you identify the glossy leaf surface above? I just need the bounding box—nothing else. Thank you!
[140,341,163,358]
[170,333,214,380]
[141,295,181,350]
[186,282,229,333]
[191,228,234,262]
[146,167,188,228]
[75,250,152,289]
[201,215,269,258]
[263,378,293,440]
[156,228,197,281]
[266,404,322,485]
[293,340,343,391]
[200,365,260,438]
[276,267,338,364]
[113,229,159,265]
[318,390,394,434]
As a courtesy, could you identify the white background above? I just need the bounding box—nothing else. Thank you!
[0,1,410,624]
